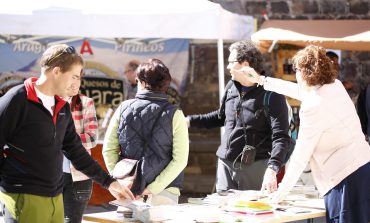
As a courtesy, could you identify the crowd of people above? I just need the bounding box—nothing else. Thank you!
[0,41,369,223]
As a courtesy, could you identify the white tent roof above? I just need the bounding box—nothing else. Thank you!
[0,0,254,110]
[252,20,370,53]
[0,0,254,40]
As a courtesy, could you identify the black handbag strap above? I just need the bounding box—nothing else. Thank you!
[238,95,270,149]
[233,93,269,170]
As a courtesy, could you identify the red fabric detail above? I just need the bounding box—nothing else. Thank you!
[24,77,40,103]
[277,165,285,184]
[24,77,66,126]
[70,95,98,148]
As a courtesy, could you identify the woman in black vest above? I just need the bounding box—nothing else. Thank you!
[103,59,189,205]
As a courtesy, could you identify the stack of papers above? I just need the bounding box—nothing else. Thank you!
[224,200,273,215]
[116,206,134,218]
[110,200,152,220]
[289,185,319,199]
[188,190,266,206]
[134,204,220,222]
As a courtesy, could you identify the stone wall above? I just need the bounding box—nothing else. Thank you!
[180,0,370,194]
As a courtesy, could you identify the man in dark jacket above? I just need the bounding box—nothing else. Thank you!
[187,40,291,194]
[0,44,134,223]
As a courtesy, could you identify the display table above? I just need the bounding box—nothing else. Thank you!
[83,209,324,223]
[83,211,139,223]
[83,200,325,223]
[84,188,325,223]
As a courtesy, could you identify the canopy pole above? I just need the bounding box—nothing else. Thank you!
[217,38,225,136]
[268,39,278,53]
[217,38,225,105]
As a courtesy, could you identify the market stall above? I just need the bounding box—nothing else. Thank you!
[252,19,370,53]
[251,20,370,187]
[0,0,254,205]
[251,19,370,107]
[83,188,325,223]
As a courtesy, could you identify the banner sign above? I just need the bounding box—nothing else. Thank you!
[0,35,189,138]
[0,36,189,97]
[80,77,124,108]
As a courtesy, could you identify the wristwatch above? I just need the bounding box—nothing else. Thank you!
[268,164,279,173]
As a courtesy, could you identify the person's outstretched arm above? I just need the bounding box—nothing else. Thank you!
[0,86,24,167]
[187,110,224,128]
[275,104,323,202]
[230,67,303,101]
[63,106,134,200]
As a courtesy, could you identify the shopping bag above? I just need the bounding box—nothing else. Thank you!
[112,158,139,179]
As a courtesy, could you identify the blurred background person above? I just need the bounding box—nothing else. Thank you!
[357,82,370,143]
[327,51,359,106]
[123,59,140,100]
[325,51,340,74]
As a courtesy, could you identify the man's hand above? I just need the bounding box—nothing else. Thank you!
[260,167,278,194]
[108,180,135,200]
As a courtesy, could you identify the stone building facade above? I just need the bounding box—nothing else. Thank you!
[181,0,370,194]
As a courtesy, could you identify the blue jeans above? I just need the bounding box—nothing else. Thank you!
[63,173,92,223]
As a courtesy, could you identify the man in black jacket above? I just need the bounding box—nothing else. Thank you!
[0,44,134,223]
[187,40,290,194]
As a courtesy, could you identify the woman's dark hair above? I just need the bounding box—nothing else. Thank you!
[292,45,337,86]
[136,58,171,92]
[229,40,264,73]
[40,44,84,74]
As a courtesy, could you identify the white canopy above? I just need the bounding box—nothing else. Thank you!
[0,0,254,104]
[252,20,370,53]
[0,0,253,40]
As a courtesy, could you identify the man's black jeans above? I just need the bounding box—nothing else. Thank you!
[63,173,92,223]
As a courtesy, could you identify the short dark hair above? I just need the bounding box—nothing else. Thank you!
[229,40,264,73]
[136,58,171,92]
[293,45,337,86]
[326,51,338,60]
[40,44,83,73]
